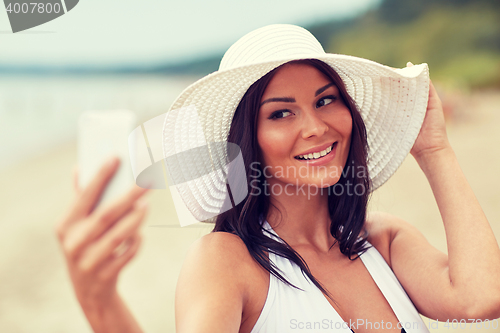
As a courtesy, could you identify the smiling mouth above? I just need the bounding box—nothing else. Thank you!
[295,142,337,161]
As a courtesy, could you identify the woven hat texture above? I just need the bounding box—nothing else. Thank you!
[163,24,429,222]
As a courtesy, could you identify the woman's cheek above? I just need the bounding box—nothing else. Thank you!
[258,127,294,165]
[329,112,353,145]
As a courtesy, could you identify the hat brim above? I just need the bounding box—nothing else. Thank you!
[163,53,429,221]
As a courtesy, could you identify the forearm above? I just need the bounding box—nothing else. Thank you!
[82,292,144,333]
[416,145,500,315]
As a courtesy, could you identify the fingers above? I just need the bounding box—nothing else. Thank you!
[56,159,150,309]
[98,233,142,282]
[55,164,85,239]
[428,80,443,111]
[57,157,120,238]
[77,201,148,274]
[92,184,149,236]
[72,185,149,255]
[429,79,437,93]
[59,183,149,260]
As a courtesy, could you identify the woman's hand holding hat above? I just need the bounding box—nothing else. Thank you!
[408,62,451,161]
[55,157,148,333]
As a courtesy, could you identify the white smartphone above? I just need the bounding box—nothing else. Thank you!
[78,110,137,207]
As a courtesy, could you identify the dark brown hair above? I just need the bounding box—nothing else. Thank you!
[213,59,371,297]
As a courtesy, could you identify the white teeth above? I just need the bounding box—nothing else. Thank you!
[297,143,335,160]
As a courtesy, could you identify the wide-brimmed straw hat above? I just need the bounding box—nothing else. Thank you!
[161,24,429,223]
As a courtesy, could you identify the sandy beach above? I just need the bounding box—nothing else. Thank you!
[1,90,500,332]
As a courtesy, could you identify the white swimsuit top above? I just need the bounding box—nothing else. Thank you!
[250,221,430,333]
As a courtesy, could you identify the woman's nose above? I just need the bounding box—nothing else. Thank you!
[300,109,329,139]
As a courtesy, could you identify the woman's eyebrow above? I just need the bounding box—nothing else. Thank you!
[260,97,295,106]
[315,83,335,96]
[260,83,335,106]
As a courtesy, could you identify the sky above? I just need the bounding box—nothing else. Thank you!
[0,0,381,67]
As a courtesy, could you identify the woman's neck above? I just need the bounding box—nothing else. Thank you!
[265,179,336,252]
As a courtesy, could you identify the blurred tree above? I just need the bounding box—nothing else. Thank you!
[378,0,500,23]
[308,0,500,88]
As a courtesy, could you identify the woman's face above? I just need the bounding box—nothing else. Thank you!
[257,63,352,190]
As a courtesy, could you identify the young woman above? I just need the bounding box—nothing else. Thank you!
[56,24,500,333]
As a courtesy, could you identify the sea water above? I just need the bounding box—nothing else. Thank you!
[0,74,197,171]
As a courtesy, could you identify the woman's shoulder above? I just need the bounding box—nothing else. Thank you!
[176,231,268,331]
[188,231,256,265]
[177,231,266,297]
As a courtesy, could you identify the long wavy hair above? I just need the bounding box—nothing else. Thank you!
[213,59,372,297]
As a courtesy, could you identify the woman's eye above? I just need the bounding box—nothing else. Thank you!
[269,110,292,119]
[317,95,337,108]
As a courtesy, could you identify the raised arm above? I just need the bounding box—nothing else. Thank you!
[374,78,500,321]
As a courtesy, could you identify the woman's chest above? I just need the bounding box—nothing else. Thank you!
[305,253,402,333]
[241,248,408,333]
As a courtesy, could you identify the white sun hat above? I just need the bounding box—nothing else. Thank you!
[161,24,429,223]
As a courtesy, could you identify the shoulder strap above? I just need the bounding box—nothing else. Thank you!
[360,245,430,333]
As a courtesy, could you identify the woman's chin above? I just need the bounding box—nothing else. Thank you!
[292,176,341,189]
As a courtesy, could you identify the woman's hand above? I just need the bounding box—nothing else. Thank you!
[409,62,451,161]
[55,157,149,312]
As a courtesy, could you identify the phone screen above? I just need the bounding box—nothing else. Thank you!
[78,110,136,206]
